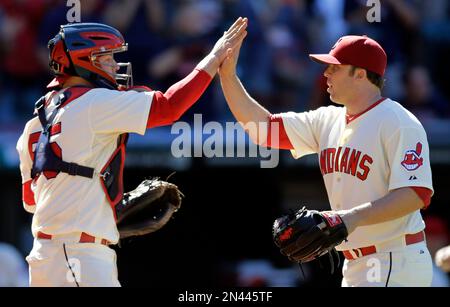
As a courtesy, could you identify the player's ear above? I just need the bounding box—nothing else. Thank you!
[356,68,367,81]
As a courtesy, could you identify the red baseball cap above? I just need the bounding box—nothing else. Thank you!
[309,35,387,76]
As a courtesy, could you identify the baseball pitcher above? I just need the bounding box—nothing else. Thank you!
[219,28,433,287]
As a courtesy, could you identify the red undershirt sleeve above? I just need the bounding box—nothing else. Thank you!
[265,114,294,150]
[146,68,212,128]
[410,186,432,209]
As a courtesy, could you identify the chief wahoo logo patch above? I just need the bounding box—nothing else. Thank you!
[401,142,424,171]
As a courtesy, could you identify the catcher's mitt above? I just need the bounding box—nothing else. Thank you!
[115,178,183,239]
[273,207,348,266]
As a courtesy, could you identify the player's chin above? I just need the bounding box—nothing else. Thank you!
[327,91,336,102]
[327,86,334,96]
[328,94,344,105]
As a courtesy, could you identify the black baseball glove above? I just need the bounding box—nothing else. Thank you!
[273,207,348,266]
[115,178,183,239]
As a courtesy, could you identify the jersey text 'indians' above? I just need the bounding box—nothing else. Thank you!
[319,147,373,181]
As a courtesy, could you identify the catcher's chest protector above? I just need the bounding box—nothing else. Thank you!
[31,87,95,180]
[31,86,129,221]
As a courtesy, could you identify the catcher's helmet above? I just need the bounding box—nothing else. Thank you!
[47,23,133,89]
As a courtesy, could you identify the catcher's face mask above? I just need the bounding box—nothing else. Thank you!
[91,46,133,88]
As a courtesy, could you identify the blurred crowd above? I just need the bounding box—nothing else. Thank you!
[1,0,450,127]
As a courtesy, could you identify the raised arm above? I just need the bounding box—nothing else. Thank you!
[218,22,271,145]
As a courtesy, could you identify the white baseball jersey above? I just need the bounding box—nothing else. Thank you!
[279,98,433,250]
[16,88,153,244]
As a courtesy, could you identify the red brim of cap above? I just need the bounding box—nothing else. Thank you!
[309,54,342,65]
[46,75,68,88]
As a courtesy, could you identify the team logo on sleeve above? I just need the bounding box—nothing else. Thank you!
[401,142,423,171]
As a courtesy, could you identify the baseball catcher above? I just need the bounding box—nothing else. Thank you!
[272,207,348,272]
[115,178,183,239]
[19,18,248,286]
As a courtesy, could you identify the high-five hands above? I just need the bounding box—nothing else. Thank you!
[210,17,248,67]
[197,17,248,77]
[218,18,248,77]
